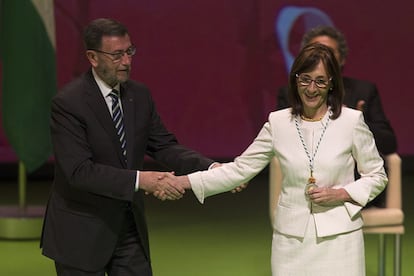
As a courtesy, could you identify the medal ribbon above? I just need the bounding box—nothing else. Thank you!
[294,111,331,185]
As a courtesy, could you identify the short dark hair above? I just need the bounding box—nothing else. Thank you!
[83,18,128,50]
[301,25,348,62]
[288,43,344,119]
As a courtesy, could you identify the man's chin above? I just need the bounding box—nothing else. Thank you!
[117,75,130,83]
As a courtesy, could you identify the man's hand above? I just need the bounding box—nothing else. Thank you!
[140,171,184,201]
[343,100,365,112]
[356,100,365,111]
[152,174,193,200]
[231,183,248,193]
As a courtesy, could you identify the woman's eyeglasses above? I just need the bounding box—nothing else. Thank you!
[296,73,332,89]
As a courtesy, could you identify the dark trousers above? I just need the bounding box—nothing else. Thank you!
[55,210,152,276]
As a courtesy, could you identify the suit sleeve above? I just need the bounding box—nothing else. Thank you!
[51,94,137,202]
[362,85,397,154]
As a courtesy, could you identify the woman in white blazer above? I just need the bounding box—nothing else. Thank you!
[172,43,387,276]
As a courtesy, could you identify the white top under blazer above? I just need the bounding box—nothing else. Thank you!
[188,107,387,238]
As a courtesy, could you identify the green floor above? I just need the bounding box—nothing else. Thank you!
[0,165,413,276]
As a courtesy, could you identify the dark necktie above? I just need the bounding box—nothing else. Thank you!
[109,90,127,158]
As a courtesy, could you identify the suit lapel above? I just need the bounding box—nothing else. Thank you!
[84,71,128,167]
[120,83,135,169]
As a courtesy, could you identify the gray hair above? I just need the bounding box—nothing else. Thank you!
[301,25,348,61]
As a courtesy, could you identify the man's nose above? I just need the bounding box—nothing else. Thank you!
[120,53,132,65]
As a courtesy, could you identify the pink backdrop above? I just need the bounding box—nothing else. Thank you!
[1,0,413,163]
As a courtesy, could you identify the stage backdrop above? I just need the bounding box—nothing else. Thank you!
[1,0,413,164]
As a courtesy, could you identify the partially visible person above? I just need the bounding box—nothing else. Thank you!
[278,25,396,207]
[40,18,217,276]
[169,43,387,275]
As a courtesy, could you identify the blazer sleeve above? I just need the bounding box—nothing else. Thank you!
[343,113,388,217]
[188,121,274,203]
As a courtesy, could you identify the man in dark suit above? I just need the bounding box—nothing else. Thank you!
[277,26,397,207]
[41,18,215,276]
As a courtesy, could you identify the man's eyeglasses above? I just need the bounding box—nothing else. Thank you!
[89,45,136,63]
[296,73,332,89]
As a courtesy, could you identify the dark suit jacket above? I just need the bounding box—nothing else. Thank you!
[277,76,397,154]
[40,69,214,271]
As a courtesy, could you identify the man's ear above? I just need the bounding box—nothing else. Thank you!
[86,50,98,67]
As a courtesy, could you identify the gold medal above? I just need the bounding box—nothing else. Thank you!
[306,182,318,193]
[305,173,317,194]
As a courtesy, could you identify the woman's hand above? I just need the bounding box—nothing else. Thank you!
[308,187,351,206]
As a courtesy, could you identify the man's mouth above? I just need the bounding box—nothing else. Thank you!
[118,69,129,73]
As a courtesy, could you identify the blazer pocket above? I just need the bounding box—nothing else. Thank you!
[274,203,310,237]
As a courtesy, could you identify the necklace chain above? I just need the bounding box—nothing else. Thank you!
[300,115,323,122]
[294,112,331,175]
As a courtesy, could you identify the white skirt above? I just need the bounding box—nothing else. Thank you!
[271,216,365,276]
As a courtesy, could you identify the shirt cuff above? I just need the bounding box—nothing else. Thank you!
[135,171,140,191]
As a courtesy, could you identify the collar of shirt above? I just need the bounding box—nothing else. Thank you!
[92,69,121,114]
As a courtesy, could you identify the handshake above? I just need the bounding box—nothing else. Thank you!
[140,171,190,201]
[139,170,248,201]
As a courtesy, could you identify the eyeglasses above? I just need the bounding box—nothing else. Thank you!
[89,45,136,63]
[296,73,332,88]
